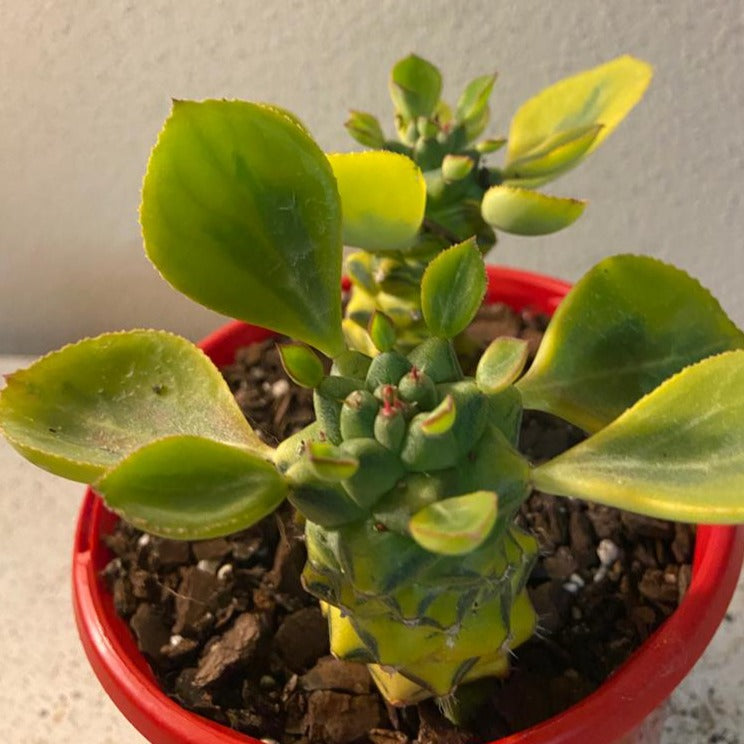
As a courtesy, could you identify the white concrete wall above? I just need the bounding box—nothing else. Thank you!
[1,0,742,353]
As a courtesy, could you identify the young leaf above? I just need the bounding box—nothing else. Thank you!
[368,311,397,353]
[327,151,426,253]
[455,73,497,129]
[506,56,652,173]
[481,185,585,235]
[441,154,474,182]
[0,331,264,483]
[532,351,744,524]
[345,110,386,148]
[141,100,345,357]
[518,255,744,432]
[420,394,456,436]
[307,440,360,481]
[476,137,506,154]
[476,338,530,392]
[95,435,287,539]
[409,491,498,555]
[421,238,487,339]
[278,344,325,388]
[389,54,442,120]
[502,124,603,186]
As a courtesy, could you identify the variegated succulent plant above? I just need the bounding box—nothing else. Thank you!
[1,77,744,711]
[343,54,653,348]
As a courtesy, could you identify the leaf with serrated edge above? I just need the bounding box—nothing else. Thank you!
[141,100,345,357]
[481,186,585,236]
[0,331,265,482]
[421,238,487,338]
[409,491,498,555]
[507,56,652,168]
[532,351,744,524]
[476,338,529,392]
[328,151,426,253]
[518,255,744,433]
[95,435,287,539]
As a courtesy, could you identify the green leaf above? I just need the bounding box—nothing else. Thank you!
[455,73,497,128]
[421,238,487,338]
[389,54,443,120]
[476,137,506,154]
[345,110,386,148]
[141,100,345,357]
[327,151,426,253]
[532,351,744,524]
[409,491,498,555]
[0,331,263,483]
[307,440,360,481]
[278,343,325,388]
[503,124,603,186]
[481,185,585,235]
[507,55,652,172]
[518,255,744,432]
[95,435,286,539]
[476,338,529,392]
[368,311,397,353]
[441,154,474,182]
[421,394,456,436]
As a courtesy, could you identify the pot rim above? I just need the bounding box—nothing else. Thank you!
[72,265,744,744]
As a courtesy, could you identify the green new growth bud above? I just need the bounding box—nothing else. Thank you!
[400,412,459,472]
[420,394,456,435]
[345,110,386,149]
[340,389,379,440]
[369,311,397,353]
[278,343,325,388]
[339,438,405,509]
[365,351,413,390]
[374,400,406,452]
[407,338,463,383]
[441,154,474,182]
[398,367,437,410]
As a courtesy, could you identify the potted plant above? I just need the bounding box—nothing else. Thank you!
[1,56,743,744]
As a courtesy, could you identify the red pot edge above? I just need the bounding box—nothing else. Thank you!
[71,265,744,744]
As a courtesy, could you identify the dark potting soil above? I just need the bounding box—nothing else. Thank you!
[100,305,694,744]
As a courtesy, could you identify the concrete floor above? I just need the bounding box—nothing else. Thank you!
[0,355,742,744]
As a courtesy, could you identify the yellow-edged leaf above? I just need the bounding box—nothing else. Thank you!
[532,351,744,524]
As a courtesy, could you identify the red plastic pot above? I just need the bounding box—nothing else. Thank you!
[72,266,744,744]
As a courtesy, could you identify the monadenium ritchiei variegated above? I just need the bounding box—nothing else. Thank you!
[2,56,744,710]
